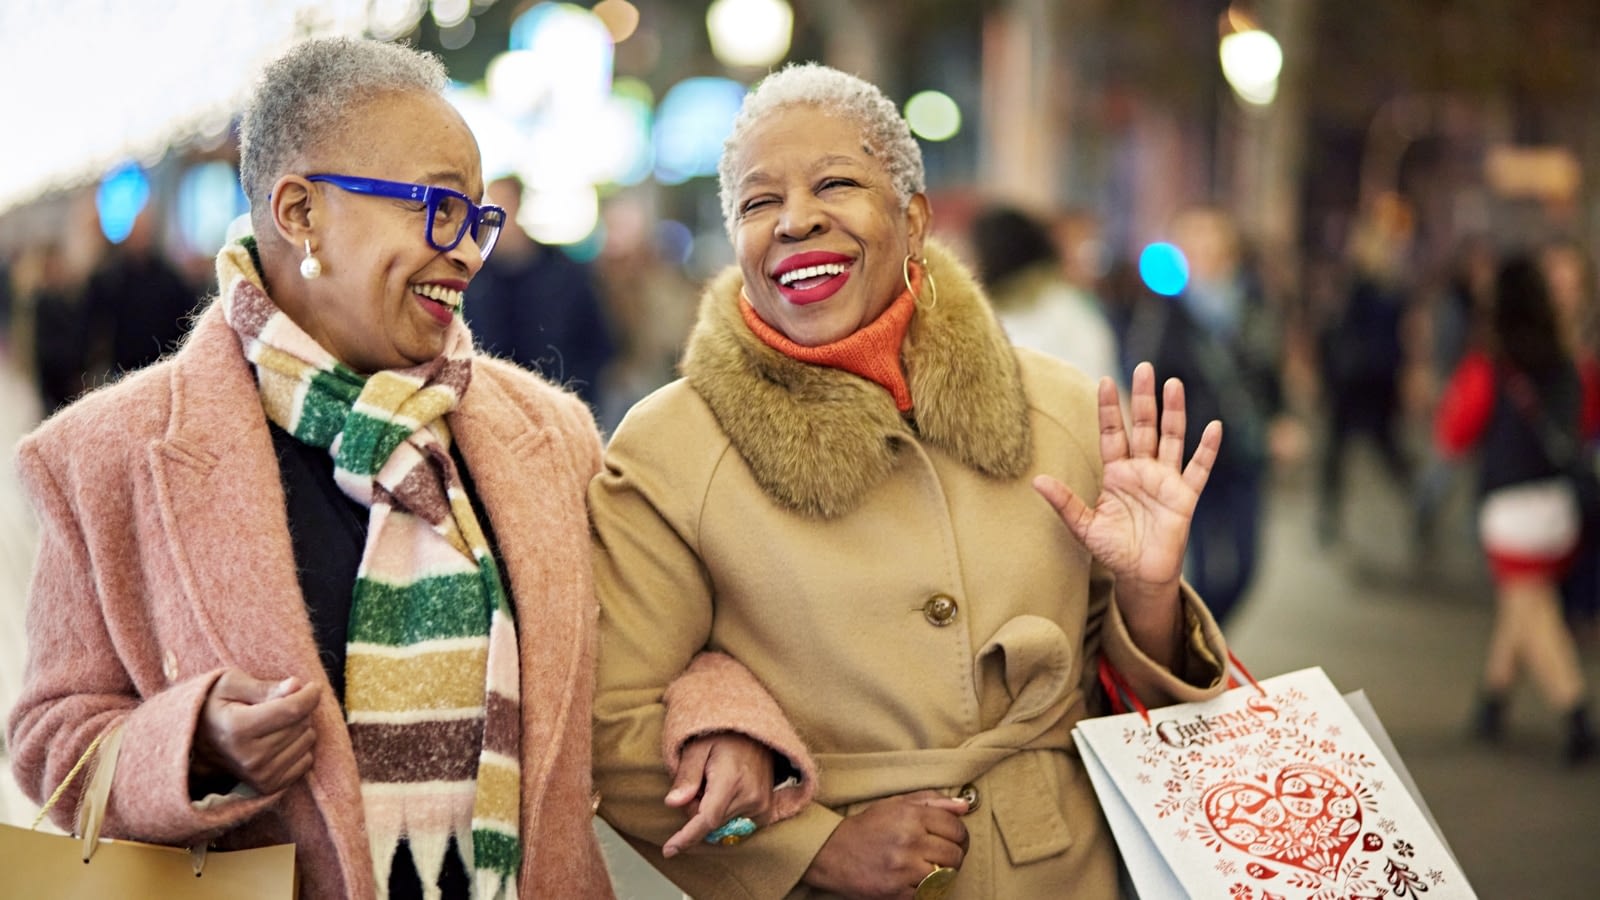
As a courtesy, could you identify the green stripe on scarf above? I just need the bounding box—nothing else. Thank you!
[348,571,495,645]
[297,369,365,446]
[218,240,522,897]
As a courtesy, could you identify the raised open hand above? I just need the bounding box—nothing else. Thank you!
[1033,362,1222,604]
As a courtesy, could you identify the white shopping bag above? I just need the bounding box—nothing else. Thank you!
[1073,667,1475,899]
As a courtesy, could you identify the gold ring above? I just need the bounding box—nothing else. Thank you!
[914,865,958,900]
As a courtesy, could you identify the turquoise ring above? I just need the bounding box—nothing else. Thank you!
[705,815,757,845]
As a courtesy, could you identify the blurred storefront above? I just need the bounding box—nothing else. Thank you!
[4,1,1600,319]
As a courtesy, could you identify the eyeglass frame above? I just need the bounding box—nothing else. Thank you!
[304,174,506,260]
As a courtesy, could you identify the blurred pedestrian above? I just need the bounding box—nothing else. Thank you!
[591,195,699,431]
[463,174,616,412]
[1110,236,1270,627]
[1412,233,1497,554]
[971,203,1122,383]
[1541,236,1600,642]
[1435,255,1596,764]
[27,241,90,414]
[1318,193,1415,544]
[80,208,201,380]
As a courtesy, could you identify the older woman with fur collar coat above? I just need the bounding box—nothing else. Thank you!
[590,64,1230,900]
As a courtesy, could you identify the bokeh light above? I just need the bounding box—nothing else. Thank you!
[706,0,793,68]
[1138,242,1190,296]
[904,90,962,142]
[521,184,600,245]
[96,162,150,244]
[370,0,427,41]
[1219,29,1283,106]
[431,0,472,29]
[592,0,640,43]
[177,161,248,255]
[506,3,614,112]
[653,77,747,184]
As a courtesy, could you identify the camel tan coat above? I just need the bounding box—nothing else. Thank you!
[8,302,616,899]
[590,242,1228,899]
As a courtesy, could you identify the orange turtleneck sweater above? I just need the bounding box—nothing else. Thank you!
[739,262,922,413]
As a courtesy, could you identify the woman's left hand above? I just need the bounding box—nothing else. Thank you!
[661,732,776,858]
[1033,362,1221,604]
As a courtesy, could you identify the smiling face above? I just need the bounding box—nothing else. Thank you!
[279,89,486,373]
[728,105,929,347]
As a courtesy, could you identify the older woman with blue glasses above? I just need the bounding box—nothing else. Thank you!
[8,37,613,899]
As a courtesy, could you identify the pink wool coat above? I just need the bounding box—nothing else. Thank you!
[7,302,617,899]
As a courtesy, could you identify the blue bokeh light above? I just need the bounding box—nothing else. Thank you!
[1139,242,1190,297]
[653,77,746,185]
[96,162,150,244]
[177,161,248,254]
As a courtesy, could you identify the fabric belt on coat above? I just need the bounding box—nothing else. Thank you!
[812,615,1081,865]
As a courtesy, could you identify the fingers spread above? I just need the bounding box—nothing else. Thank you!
[1033,475,1092,544]
[1183,420,1223,494]
[1127,362,1158,458]
[1158,377,1187,467]
[1098,375,1130,464]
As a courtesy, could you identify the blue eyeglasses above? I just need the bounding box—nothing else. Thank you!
[306,174,506,260]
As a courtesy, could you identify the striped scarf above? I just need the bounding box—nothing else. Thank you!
[218,241,521,899]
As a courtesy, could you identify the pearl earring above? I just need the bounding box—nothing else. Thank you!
[300,239,322,280]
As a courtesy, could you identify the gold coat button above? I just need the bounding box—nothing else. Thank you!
[957,783,980,812]
[923,594,958,626]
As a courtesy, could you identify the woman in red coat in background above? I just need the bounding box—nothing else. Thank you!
[1435,255,1597,765]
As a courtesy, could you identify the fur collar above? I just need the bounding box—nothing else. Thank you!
[682,240,1031,518]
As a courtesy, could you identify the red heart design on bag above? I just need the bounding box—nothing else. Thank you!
[1245,862,1278,879]
[1202,763,1363,879]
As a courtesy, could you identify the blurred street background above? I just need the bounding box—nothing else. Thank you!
[3,1,1600,897]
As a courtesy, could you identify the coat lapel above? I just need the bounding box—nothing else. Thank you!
[147,304,370,890]
[148,305,323,677]
[451,366,594,816]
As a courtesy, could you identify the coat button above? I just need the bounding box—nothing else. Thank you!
[162,650,179,682]
[957,783,980,812]
[923,594,958,626]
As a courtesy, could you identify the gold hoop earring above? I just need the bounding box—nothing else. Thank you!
[904,253,937,310]
[300,239,322,280]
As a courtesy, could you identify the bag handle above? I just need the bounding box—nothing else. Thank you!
[28,722,125,863]
[30,721,212,875]
[1099,649,1265,725]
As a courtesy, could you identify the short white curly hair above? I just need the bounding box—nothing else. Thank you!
[717,62,926,237]
[239,37,447,230]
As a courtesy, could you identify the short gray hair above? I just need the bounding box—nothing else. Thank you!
[239,37,447,214]
[717,63,925,236]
